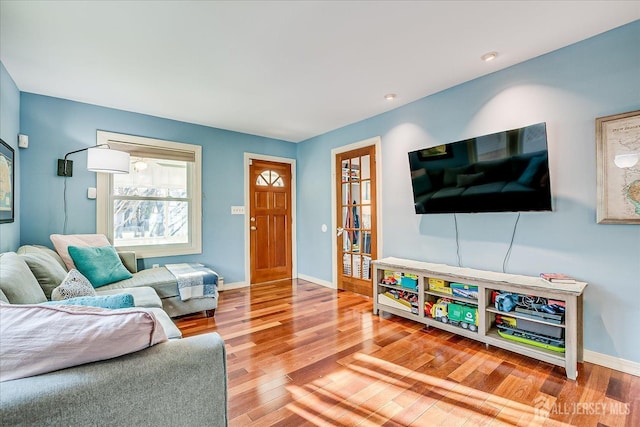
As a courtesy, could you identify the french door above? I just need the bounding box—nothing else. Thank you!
[336,145,377,297]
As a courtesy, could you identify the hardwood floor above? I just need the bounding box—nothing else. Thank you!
[175,279,639,426]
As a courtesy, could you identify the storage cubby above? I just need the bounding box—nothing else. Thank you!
[373,257,587,379]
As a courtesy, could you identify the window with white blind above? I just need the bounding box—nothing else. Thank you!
[96,131,202,258]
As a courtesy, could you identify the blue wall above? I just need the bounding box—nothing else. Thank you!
[7,21,640,363]
[297,22,640,363]
[19,94,296,283]
[0,62,20,252]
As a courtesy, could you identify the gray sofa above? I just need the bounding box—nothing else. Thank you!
[0,334,228,426]
[0,250,228,426]
[17,244,218,318]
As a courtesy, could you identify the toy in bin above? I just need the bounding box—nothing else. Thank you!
[401,274,418,291]
[450,283,478,299]
[381,270,399,286]
[494,292,517,312]
[425,301,433,317]
[381,289,419,314]
[495,317,565,353]
[428,277,452,295]
[428,298,478,332]
[381,277,397,285]
[496,315,564,339]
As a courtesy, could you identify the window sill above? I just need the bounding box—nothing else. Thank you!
[114,243,202,259]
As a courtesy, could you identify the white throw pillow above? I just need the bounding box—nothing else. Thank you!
[0,303,168,382]
[51,269,97,301]
[50,234,111,271]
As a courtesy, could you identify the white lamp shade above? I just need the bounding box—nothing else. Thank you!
[87,147,130,174]
[614,153,639,169]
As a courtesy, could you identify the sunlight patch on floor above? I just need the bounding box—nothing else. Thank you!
[284,352,574,426]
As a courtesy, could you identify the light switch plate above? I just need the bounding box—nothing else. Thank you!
[18,134,29,148]
[87,187,97,199]
[231,206,245,215]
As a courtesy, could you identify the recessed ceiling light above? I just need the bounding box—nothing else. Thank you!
[481,51,498,62]
[384,93,397,101]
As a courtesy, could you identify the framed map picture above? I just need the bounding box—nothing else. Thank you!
[0,138,15,223]
[596,110,640,224]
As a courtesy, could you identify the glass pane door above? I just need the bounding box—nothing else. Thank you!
[338,147,375,296]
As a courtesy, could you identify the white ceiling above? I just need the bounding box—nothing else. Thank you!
[1,1,638,143]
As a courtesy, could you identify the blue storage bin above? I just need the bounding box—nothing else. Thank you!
[401,276,418,290]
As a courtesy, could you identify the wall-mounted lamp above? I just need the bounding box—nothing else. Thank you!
[614,153,639,169]
[57,144,130,177]
[58,144,130,234]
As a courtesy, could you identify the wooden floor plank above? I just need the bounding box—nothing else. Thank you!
[174,279,637,426]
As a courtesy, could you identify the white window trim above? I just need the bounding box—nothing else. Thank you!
[96,130,202,259]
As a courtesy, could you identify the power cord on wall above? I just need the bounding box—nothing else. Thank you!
[502,212,521,273]
[454,213,462,267]
[454,212,521,271]
[63,177,69,234]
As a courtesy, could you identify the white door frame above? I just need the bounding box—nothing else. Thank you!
[330,136,383,289]
[243,153,297,287]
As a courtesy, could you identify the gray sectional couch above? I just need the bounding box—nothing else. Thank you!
[16,244,218,318]
[0,247,228,426]
[1,333,228,426]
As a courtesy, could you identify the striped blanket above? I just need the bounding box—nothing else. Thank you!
[165,263,219,301]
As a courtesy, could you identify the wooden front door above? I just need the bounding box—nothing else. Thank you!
[250,159,292,284]
[336,145,377,297]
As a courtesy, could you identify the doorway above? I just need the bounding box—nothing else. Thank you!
[249,158,293,284]
[334,141,379,297]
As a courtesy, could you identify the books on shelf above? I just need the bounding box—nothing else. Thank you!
[540,273,576,284]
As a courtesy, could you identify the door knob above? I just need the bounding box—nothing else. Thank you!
[250,226,257,231]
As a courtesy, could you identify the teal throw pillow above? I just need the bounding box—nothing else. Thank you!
[518,155,546,187]
[43,293,135,309]
[67,245,133,288]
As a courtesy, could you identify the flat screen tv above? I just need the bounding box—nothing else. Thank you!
[408,122,552,214]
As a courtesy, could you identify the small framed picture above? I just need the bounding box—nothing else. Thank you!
[417,144,452,161]
[0,138,15,223]
[595,110,640,224]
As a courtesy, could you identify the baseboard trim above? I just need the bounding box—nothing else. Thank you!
[219,281,248,291]
[221,277,335,291]
[584,350,640,377]
[298,274,335,289]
